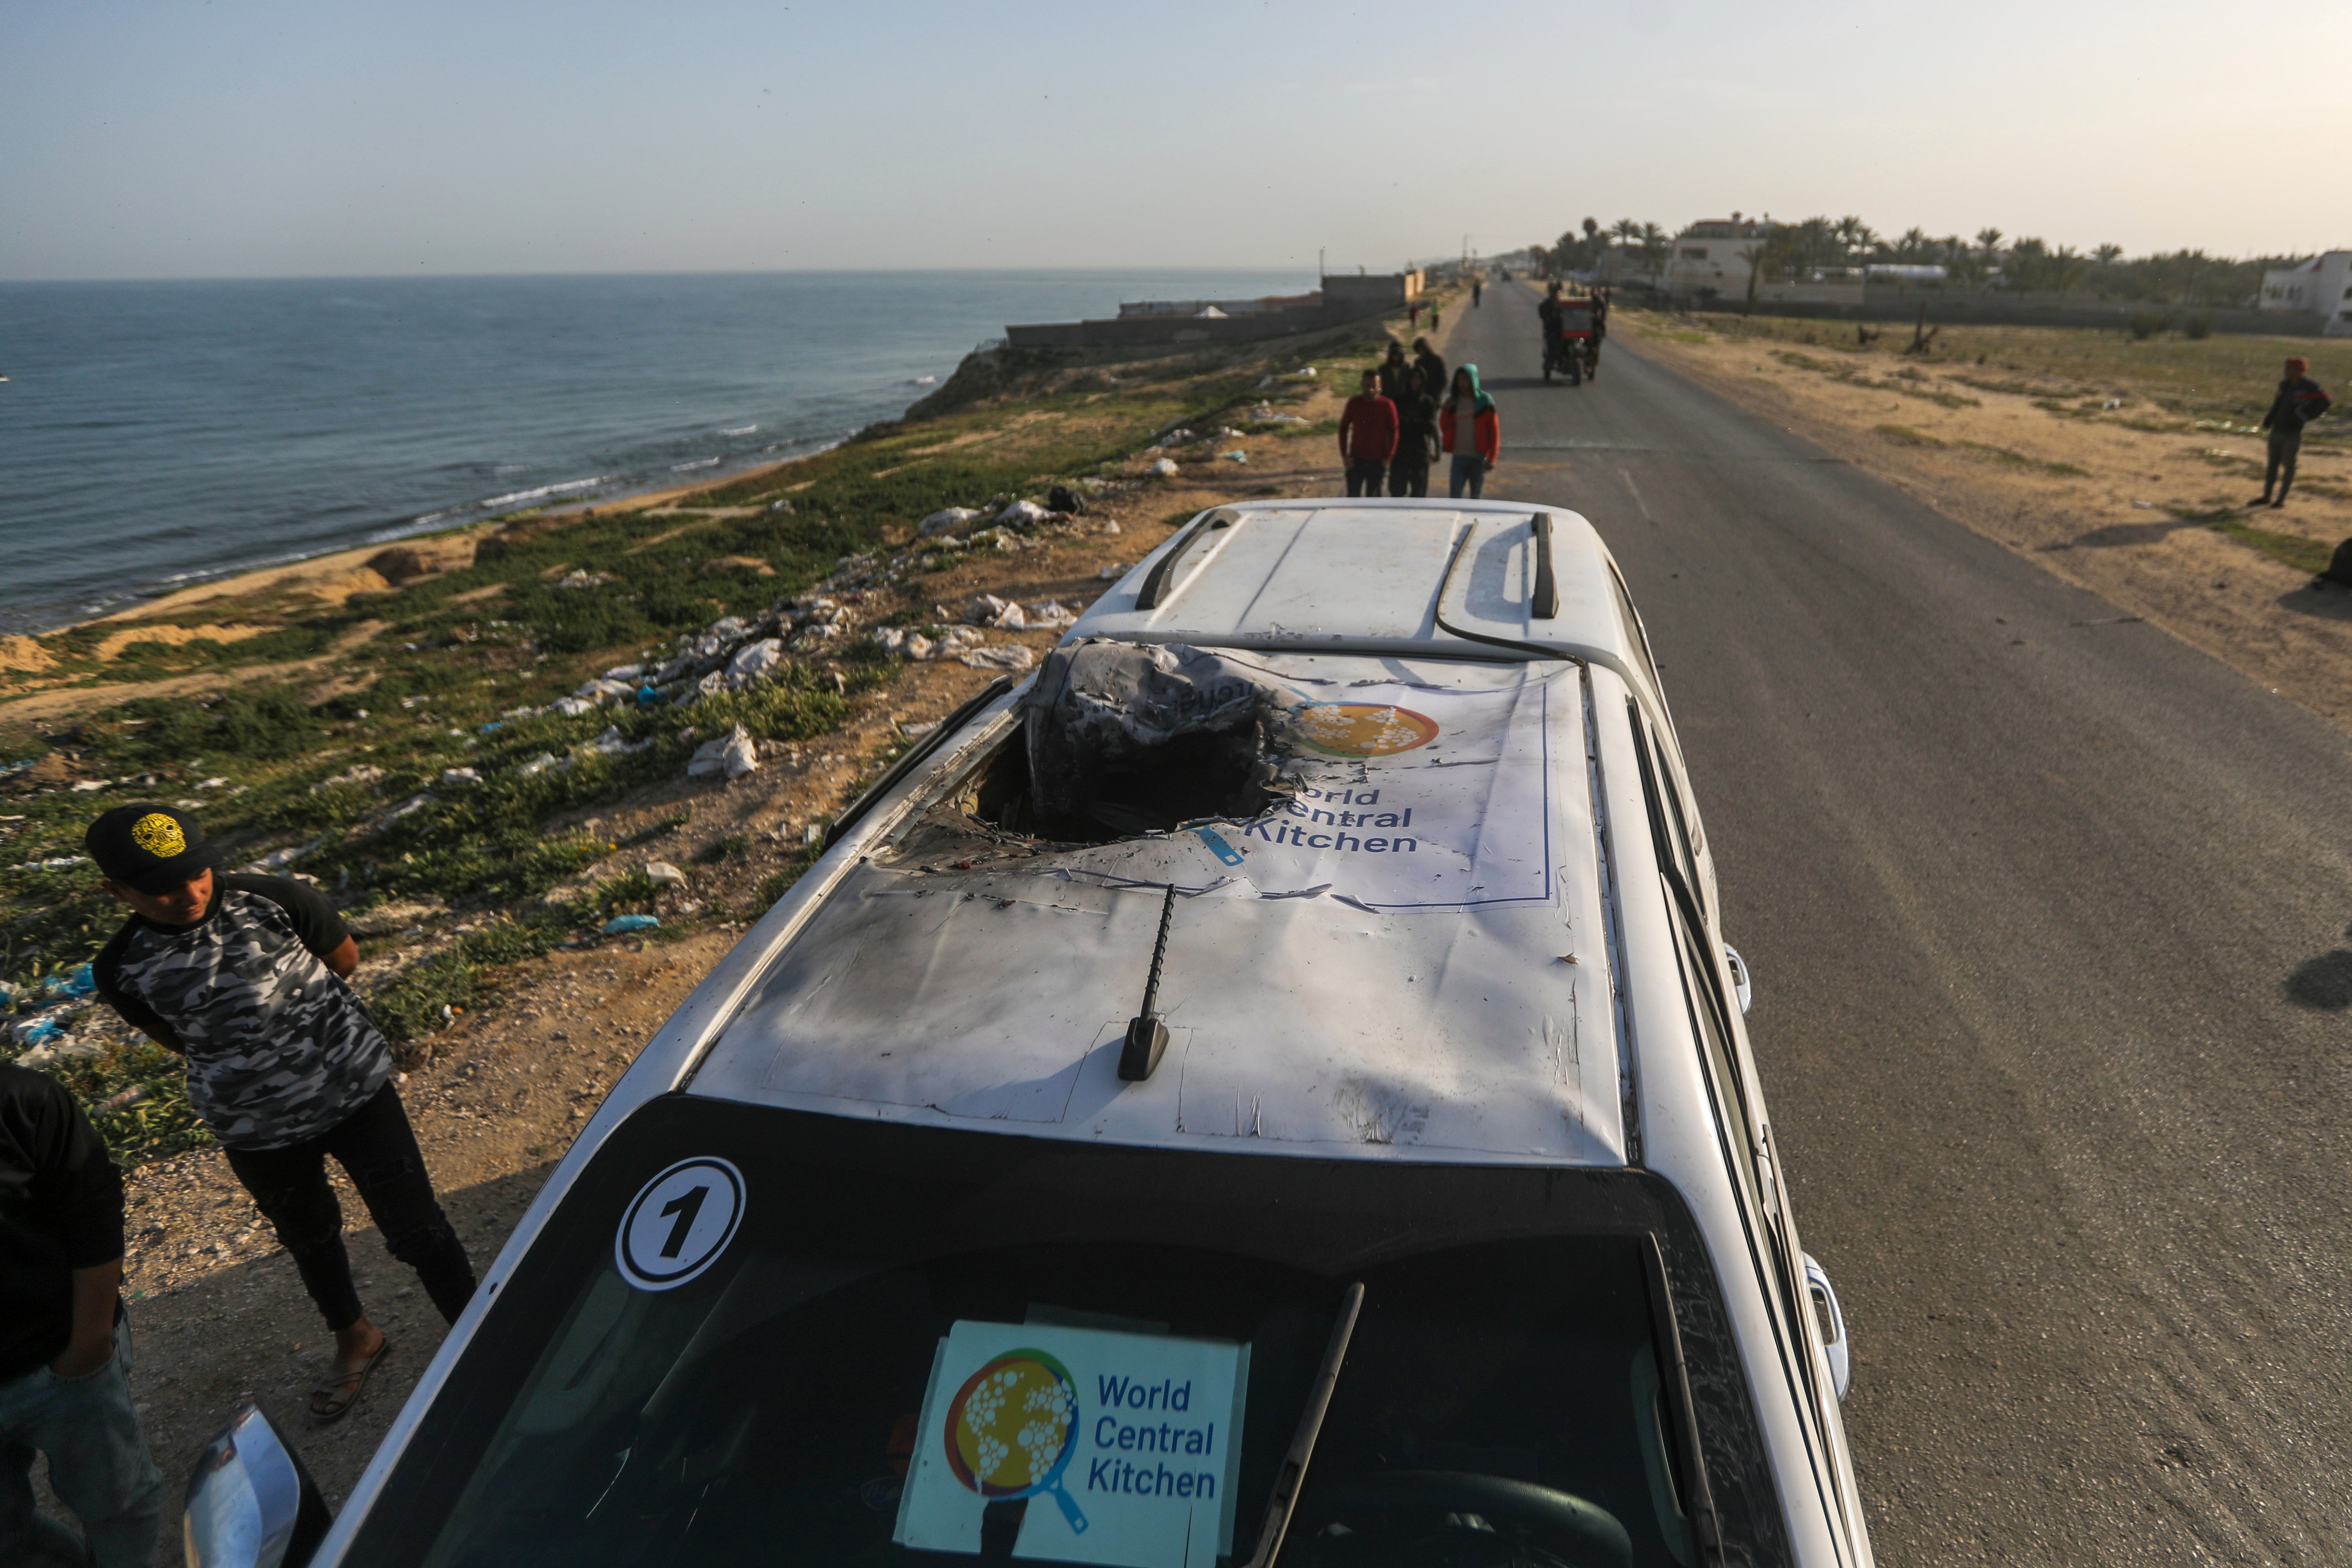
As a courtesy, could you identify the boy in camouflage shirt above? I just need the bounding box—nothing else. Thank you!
[86,805,474,1422]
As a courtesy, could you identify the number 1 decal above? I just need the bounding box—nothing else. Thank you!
[617,1158,744,1290]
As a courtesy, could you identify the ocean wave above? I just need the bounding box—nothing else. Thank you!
[908,375,937,385]
[477,475,614,508]
[718,424,758,436]
[669,457,721,471]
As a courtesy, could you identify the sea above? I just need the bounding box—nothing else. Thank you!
[0,269,1311,634]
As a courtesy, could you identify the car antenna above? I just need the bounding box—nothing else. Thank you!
[1242,1281,1367,1568]
[1118,884,1177,1080]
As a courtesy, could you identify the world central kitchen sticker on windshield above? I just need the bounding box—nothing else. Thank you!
[896,1320,1250,1568]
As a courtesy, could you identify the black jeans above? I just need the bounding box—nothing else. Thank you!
[2265,427,2301,500]
[1345,459,1388,497]
[1387,461,1430,497]
[224,1082,476,1331]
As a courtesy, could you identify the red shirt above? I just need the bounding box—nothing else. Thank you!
[1339,394,1399,462]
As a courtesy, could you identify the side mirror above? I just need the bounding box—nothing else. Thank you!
[1721,944,1753,1016]
[1801,1255,1851,1401]
[183,1398,332,1568]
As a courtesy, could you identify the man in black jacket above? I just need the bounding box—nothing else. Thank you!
[86,805,475,1424]
[2250,355,2332,508]
[0,1063,162,1568]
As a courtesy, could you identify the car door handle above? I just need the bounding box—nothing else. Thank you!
[1722,943,1752,1015]
[1802,1253,1851,1400]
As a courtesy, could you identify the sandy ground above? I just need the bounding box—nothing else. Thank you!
[1617,313,2352,733]
[65,340,1389,1534]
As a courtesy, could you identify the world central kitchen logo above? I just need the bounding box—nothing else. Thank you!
[944,1351,1224,1526]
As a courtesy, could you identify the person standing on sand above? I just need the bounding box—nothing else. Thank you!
[1441,365,1501,499]
[1389,366,1439,497]
[0,1062,162,1568]
[85,805,476,1425]
[2250,356,2332,509]
[1338,370,1399,498]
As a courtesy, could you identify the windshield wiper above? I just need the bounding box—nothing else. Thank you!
[1243,1281,1366,1568]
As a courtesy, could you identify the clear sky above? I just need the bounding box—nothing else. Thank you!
[5,0,2345,281]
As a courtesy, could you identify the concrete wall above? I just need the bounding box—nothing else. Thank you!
[1005,272,1417,352]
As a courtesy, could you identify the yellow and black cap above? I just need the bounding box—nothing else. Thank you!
[85,804,216,894]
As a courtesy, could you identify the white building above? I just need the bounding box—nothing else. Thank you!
[2259,251,2352,336]
[1664,218,1771,302]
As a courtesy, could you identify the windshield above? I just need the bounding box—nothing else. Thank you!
[346,1097,1785,1568]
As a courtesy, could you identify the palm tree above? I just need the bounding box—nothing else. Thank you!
[1610,218,1641,249]
[1975,228,2005,260]
[2093,243,2123,267]
[1896,227,1930,262]
[1832,216,1867,264]
[1638,223,1670,273]
[1582,216,1601,243]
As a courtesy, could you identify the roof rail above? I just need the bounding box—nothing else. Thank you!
[1134,507,1239,610]
[1431,520,1573,660]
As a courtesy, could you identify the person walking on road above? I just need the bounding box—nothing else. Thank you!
[0,1063,163,1568]
[1377,341,1411,401]
[1472,276,1484,309]
[1413,337,1447,412]
[1389,366,1439,497]
[85,804,477,1425]
[1441,365,1501,499]
[1338,370,1399,498]
[2250,356,2332,508]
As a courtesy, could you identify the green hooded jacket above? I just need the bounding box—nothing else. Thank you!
[1449,363,1497,414]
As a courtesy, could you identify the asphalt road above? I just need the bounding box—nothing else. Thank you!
[1444,283,2352,1564]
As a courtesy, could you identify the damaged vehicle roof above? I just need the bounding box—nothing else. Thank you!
[689,627,1628,1167]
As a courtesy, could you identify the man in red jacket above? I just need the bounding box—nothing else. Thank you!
[1339,370,1399,498]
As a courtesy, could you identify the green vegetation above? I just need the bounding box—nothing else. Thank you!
[0,319,1371,1166]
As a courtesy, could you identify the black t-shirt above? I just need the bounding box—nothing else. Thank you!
[0,1063,125,1379]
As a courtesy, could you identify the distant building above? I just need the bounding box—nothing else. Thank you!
[2259,252,2352,336]
[1664,218,1772,302]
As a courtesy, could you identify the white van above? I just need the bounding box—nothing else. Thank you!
[187,499,1872,1568]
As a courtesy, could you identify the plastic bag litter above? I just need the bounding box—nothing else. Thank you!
[12,1011,68,1047]
[686,724,761,780]
[582,726,654,758]
[1220,450,1248,463]
[603,662,646,681]
[997,499,1051,528]
[960,644,1036,672]
[873,626,909,655]
[573,678,637,705]
[600,914,662,936]
[904,633,936,661]
[963,594,1025,629]
[919,507,981,538]
[517,753,566,777]
[644,861,688,888]
[44,964,96,1003]
[1025,600,1077,629]
[1149,458,1180,478]
[438,767,482,788]
[1155,429,1195,448]
[727,638,785,683]
[556,569,613,589]
[553,696,599,718]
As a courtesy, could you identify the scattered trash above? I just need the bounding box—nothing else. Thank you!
[767,498,795,514]
[1149,458,1180,479]
[900,719,940,737]
[44,964,96,1002]
[1097,563,1131,580]
[904,633,936,661]
[573,677,638,705]
[963,594,1027,630]
[555,570,613,590]
[437,767,482,788]
[603,662,646,682]
[69,780,111,793]
[696,555,778,578]
[1099,520,1122,536]
[2131,500,2154,509]
[11,1014,66,1048]
[919,507,982,538]
[637,684,662,707]
[600,914,662,936]
[1155,429,1195,449]
[1045,484,1089,515]
[802,823,825,846]
[997,499,1052,528]
[644,861,689,889]
[517,753,566,777]
[102,1085,148,1111]
[1220,450,1249,463]
[960,644,1036,672]
[582,726,653,759]
[242,838,326,873]
[1025,600,1078,630]
[313,764,386,794]
[1247,402,1307,424]
[727,638,786,683]
[552,696,600,718]
[686,724,761,781]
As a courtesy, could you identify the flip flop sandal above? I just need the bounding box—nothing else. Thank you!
[310,1337,393,1424]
